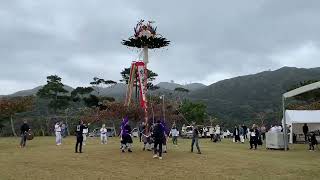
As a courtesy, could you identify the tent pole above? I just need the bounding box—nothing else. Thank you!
[282,95,288,151]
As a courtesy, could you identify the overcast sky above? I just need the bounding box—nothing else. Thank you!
[1,0,320,95]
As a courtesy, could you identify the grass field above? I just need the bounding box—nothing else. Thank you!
[0,137,319,180]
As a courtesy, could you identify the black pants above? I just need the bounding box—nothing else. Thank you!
[139,133,142,142]
[235,135,240,142]
[250,139,257,149]
[172,136,178,145]
[304,133,308,142]
[261,133,266,141]
[154,139,163,157]
[75,136,83,153]
[309,143,315,150]
[20,133,27,147]
[210,134,214,141]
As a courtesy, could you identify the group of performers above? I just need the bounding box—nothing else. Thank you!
[20,116,199,159]
[120,118,169,159]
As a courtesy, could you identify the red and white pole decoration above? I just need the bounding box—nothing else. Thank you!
[122,20,170,134]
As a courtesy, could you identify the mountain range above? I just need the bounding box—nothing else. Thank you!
[2,66,320,126]
[0,82,206,98]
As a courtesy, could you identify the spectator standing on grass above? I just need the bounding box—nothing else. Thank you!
[191,124,202,154]
[215,125,221,141]
[209,126,215,141]
[233,125,240,143]
[249,128,258,150]
[54,122,62,146]
[61,123,66,138]
[20,120,30,148]
[203,126,208,138]
[82,123,89,145]
[303,123,309,143]
[242,124,248,139]
[100,124,108,144]
[170,124,179,145]
[260,125,266,141]
[239,125,244,143]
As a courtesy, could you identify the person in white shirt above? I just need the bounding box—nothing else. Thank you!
[54,122,62,145]
[209,126,215,141]
[82,124,89,145]
[170,125,179,145]
[269,125,277,133]
[215,125,221,141]
[270,125,282,133]
[100,124,108,144]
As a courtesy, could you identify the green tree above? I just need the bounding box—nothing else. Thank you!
[0,96,34,136]
[71,87,94,102]
[90,77,117,96]
[120,67,158,101]
[179,100,207,124]
[37,75,70,114]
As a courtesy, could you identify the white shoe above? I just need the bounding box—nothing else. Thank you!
[159,157,163,160]
[153,155,158,158]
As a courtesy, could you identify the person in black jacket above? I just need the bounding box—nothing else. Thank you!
[75,120,89,153]
[233,126,240,143]
[242,124,248,139]
[152,120,165,159]
[191,125,201,154]
[303,123,309,142]
[20,120,30,148]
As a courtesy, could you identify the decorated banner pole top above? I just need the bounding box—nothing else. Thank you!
[122,20,170,64]
[122,20,170,134]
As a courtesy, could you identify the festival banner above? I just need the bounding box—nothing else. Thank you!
[136,61,148,109]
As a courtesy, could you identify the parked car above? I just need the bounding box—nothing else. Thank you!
[132,128,139,137]
[184,126,194,138]
[222,130,232,138]
[105,127,116,137]
[89,128,100,137]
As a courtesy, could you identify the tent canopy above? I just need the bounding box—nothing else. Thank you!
[284,110,320,125]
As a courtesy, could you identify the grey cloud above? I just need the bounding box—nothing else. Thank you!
[1,0,320,94]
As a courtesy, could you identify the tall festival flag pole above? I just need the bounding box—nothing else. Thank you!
[122,20,170,133]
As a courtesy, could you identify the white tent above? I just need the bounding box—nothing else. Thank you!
[283,110,320,143]
[282,81,320,150]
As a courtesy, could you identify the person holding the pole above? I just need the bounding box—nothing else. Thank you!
[20,120,30,148]
[152,120,166,159]
[191,123,202,154]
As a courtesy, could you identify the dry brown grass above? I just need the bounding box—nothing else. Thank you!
[0,137,319,180]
